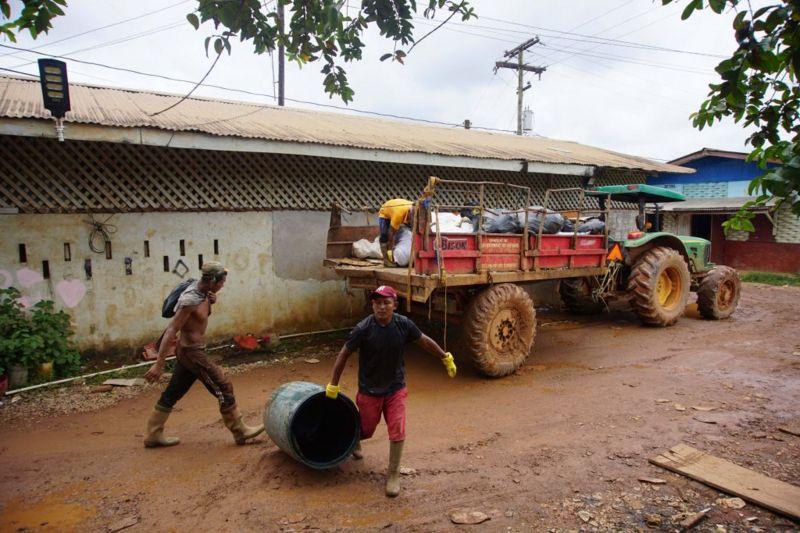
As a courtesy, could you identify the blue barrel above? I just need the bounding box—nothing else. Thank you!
[264,381,360,469]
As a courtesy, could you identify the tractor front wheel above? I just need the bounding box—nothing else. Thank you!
[627,246,690,327]
[462,284,536,377]
[697,266,741,320]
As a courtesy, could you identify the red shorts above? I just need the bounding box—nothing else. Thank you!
[356,387,407,442]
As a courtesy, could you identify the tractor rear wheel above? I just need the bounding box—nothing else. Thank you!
[627,246,690,327]
[697,266,741,320]
[559,277,605,315]
[463,284,536,377]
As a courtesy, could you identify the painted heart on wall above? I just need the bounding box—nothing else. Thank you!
[0,269,12,289]
[56,279,87,308]
[16,268,43,288]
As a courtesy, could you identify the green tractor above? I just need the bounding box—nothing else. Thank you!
[559,184,742,326]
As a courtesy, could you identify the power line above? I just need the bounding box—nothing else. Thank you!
[0,64,117,84]
[0,0,192,59]
[530,3,670,65]
[0,44,514,133]
[418,17,725,59]
[476,14,726,59]
[414,19,714,75]
[0,66,35,77]
[545,7,684,68]
[150,48,224,117]
[7,21,186,70]
[568,0,637,32]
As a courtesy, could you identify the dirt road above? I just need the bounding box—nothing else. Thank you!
[1,283,799,532]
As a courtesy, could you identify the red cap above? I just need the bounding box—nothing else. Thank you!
[371,285,398,299]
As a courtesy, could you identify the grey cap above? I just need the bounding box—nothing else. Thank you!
[201,261,227,279]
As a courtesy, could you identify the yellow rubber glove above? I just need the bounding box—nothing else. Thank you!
[442,352,457,378]
[325,383,340,399]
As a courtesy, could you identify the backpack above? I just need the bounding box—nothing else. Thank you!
[161,278,195,318]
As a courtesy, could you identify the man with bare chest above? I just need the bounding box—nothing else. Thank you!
[142,261,263,447]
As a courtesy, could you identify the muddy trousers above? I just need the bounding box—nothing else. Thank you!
[156,346,237,414]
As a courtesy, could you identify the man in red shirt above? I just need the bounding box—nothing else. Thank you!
[326,285,457,497]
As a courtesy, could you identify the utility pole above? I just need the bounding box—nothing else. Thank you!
[495,37,546,135]
[277,1,285,106]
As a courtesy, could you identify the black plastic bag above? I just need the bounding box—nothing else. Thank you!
[578,218,605,234]
[483,212,522,234]
[518,208,565,235]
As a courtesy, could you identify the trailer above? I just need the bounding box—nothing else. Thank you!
[324,178,740,378]
[325,177,614,377]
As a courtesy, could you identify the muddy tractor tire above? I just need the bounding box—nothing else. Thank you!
[559,277,605,315]
[627,246,690,327]
[462,283,536,377]
[697,266,741,320]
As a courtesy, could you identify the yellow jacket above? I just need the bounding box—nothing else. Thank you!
[378,199,413,230]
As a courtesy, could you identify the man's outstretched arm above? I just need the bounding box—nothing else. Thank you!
[414,334,457,378]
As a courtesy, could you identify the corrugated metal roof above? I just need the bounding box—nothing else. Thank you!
[0,75,691,174]
[658,196,775,212]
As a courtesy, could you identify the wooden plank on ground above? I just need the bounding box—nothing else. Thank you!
[649,443,800,520]
[778,425,800,437]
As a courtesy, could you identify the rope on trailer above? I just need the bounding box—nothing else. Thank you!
[594,260,621,311]
[443,266,448,352]
[433,204,449,352]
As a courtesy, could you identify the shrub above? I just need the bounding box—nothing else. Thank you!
[30,299,82,376]
[0,287,83,378]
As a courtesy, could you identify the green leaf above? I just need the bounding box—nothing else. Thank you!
[187,13,200,30]
[708,0,725,14]
[214,38,224,55]
[681,0,702,20]
[380,53,392,61]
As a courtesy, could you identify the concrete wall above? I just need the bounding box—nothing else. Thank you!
[607,209,638,240]
[660,209,800,272]
[1,211,362,354]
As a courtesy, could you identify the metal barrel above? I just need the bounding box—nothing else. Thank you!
[264,381,360,469]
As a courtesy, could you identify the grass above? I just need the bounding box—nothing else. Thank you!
[740,271,800,287]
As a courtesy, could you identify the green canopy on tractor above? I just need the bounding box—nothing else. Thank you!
[587,184,685,203]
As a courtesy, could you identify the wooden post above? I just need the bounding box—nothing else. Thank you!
[476,183,485,273]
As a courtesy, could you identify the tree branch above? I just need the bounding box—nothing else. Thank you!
[406,1,465,56]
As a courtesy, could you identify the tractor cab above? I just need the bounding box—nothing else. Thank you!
[587,183,713,272]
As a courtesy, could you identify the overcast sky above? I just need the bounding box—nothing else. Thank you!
[0,0,764,163]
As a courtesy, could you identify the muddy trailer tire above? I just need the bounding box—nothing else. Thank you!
[462,283,536,377]
[559,277,605,315]
[697,266,741,320]
[627,246,690,327]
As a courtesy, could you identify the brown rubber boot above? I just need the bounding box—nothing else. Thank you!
[352,441,363,460]
[143,408,180,448]
[385,440,404,497]
[222,408,264,445]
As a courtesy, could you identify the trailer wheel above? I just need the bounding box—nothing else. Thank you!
[463,284,536,377]
[697,266,741,320]
[627,246,690,327]
[559,277,605,315]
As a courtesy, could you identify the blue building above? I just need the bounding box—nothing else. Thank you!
[649,149,799,273]
[649,148,774,198]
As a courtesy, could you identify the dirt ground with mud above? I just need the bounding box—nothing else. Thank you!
[1,282,799,532]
